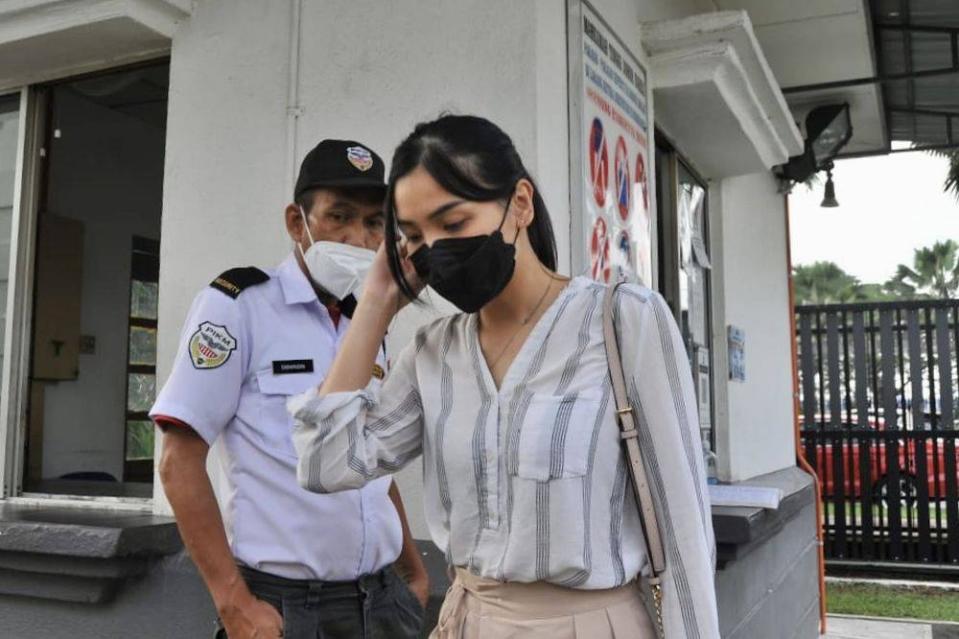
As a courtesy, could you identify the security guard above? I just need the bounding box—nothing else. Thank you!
[152,140,428,639]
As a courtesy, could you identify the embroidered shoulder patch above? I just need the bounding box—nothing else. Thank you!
[209,267,270,299]
[189,322,237,369]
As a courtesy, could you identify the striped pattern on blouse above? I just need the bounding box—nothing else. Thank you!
[289,277,717,633]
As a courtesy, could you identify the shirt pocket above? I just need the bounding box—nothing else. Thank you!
[512,390,605,482]
[255,369,323,458]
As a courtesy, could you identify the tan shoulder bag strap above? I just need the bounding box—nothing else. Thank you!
[602,282,667,579]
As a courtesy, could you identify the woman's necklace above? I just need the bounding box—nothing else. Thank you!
[485,277,553,372]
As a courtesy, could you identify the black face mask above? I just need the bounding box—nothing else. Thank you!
[409,200,518,313]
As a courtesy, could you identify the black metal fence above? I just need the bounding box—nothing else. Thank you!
[797,300,959,568]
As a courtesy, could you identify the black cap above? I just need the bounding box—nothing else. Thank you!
[294,139,387,199]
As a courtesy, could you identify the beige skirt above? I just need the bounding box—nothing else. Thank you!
[429,568,656,638]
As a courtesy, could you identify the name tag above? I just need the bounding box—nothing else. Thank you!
[272,359,314,375]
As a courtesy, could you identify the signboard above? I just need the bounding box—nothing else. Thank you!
[569,1,652,285]
[728,325,746,382]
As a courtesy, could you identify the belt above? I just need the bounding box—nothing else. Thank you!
[239,565,392,597]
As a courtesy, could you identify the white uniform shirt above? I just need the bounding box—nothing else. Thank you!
[289,278,716,615]
[151,254,402,580]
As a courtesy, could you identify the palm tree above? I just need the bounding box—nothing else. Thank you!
[945,151,959,198]
[926,148,959,199]
[887,240,959,299]
[792,261,863,304]
[855,282,898,302]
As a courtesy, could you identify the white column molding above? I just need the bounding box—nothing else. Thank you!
[642,10,803,179]
[0,0,192,90]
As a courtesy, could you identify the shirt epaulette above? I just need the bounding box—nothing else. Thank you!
[210,267,270,299]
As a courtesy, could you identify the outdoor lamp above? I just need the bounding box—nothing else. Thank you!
[807,103,852,166]
[820,163,838,208]
[777,103,853,183]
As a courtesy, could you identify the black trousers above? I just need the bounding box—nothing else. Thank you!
[215,565,424,639]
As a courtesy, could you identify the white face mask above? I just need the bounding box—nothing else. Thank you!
[298,206,376,300]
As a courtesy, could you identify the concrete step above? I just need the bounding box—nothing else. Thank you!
[823,614,959,639]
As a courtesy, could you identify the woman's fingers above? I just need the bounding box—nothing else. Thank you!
[397,239,425,293]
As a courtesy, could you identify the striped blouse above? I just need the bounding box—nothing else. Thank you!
[289,277,716,606]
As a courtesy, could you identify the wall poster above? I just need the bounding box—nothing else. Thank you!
[569,1,652,286]
[728,325,746,382]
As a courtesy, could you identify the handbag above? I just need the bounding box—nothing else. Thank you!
[602,282,667,639]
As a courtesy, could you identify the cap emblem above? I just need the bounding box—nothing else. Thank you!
[346,146,374,171]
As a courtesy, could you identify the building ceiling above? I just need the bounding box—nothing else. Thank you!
[716,0,959,158]
[716,0,887,157]
[871,0,959,153]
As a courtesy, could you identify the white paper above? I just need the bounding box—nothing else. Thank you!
[691,235,711,269]
[708,484,783,510]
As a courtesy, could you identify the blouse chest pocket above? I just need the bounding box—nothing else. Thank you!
[255,369,323,458]
[512,390,605,482]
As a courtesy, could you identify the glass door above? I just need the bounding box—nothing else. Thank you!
[655,134,717,478]
[21,63,168,499]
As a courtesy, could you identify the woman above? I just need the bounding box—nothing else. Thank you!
[288,115,719,638]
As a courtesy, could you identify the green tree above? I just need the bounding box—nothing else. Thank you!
[925,148,959,200]
[887,240,959,299]
[945,151,959,198]
[855,283,898,302]
[792,261,862,304]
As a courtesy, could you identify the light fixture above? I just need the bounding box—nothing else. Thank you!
[820,163,839,208]
[778,103,853,183]
[808,104,853,167]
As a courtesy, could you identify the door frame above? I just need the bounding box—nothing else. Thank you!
[0,87,43,499]
[1,60,168,508]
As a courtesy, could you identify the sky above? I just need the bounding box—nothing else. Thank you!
[789,147,959,285]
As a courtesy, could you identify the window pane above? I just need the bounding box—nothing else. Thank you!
[130,280,158,320]
[127,373,156,412]
[677,164,714,450]
[126,420,155,460]
[128,326,157,366]
[0,94,21,375]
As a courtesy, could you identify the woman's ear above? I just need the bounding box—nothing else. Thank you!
[512,178,536,228]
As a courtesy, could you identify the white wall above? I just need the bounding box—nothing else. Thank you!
[40,88,163,480]
[153,0,798,522]
[155,0,292,510]
[295,0,574,536]
[718,172,795,481]
[154,0,573,528]
[153,0,712,360]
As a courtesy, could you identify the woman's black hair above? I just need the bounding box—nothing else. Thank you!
[385,114,558,301]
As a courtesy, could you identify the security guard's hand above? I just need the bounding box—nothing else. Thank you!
[407,572,430,610]
[217,578,284,638]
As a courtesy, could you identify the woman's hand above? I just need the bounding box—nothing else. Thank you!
[319,241,422,396]
[362,241,423,316]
